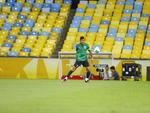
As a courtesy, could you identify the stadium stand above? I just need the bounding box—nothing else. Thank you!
[0,0,71,57]
[62,0,150,59]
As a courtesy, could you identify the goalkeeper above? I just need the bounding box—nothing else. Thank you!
[63,36,92,82]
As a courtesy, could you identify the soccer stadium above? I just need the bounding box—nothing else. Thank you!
[0,0,150,113]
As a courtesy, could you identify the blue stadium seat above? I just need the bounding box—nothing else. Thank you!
[79,28,88,32]
[3,22,12,27]
[72,20,81,24]
[101,20,110,24]
[52,27,62,33]
[5,2,13,7]
[117,1,125,5]
[145,42,150,46]
[8,51,19,57]
[107,32,116,37]
[128,29,136,34]
[30,31,39,36]
[70,23,80,28]
[74,16,83,21]
[131,17,140,21]
[8,35,17,41]
[33,3,43,9]
[0,14,7,19]
[0,3,4,8]
[2,22,12,31]
[89,27,98,32]
[90,24,99,28]
[14,22,23,27]
[22,7,31,12]
[42,8,50,12]
[108,28,117,34]
[64,0,72,4]
[14,2,23,7]
[115,37,124,41]
[126,29,136,37]
[142,14,150,17]
[45,0,53,3]
[87,4,96,9]
[133,9,141,13]
[12,6,22,12]
[2,26,11,31]
[123,9,132,14]
[134,2,143,10]
[126,33,135,38]
[76,8,85,13]
[43,3,51,8]
[138,25,147,30]
[123,45,133,50]
[51,3,60,12]
[121,17,130,22]
[7,0,15,3]
[40,31,50,37]
[20,31,29,36]
[3,43,13,48]
[83,16,92,20]
[126,0,134,5]
[147,30,150,34]
[21,48,31,52]
[24,19,35,27]
[98,1,106,4]
[26,0,34,3]
[18,14,26,20]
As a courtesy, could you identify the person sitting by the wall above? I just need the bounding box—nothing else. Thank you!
[110,66,119,80]
[103,65,110,80]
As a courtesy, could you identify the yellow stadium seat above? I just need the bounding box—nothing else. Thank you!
[78,3,87,9]
[75,13,84,17]
[17,0,25,3]
[24,43,34,48]
[0,51,7,56]
[118,29,127,34]
[19,52,29,57]
[146,34,150,38]
[125,5,133,10]
[23,2,32,7]
[22,27,31,32]
[132,13,140,18]
[145,38,150,42]
[66,35,76,42]
[131,50,141,59]
[1,31,9,37]
[11,47,22,52]
[55,0,63,4]
[32,8,41,12]
[30,51,40,57]
[69,28,78,33]
[89,1,97,4]
[42,27,52,32]
[32,27,42,32]
[117,33,126,38]
[2,6,11,13]
[112,41,123,58]
[40,51,52,57]
[125,38,134,46]
[16,19,24,23]
[36,0,44,3]
[141,50,150,59]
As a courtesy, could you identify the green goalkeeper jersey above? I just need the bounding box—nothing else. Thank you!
[76,43,90,61]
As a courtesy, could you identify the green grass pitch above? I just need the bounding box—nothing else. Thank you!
[0,79,150,113]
